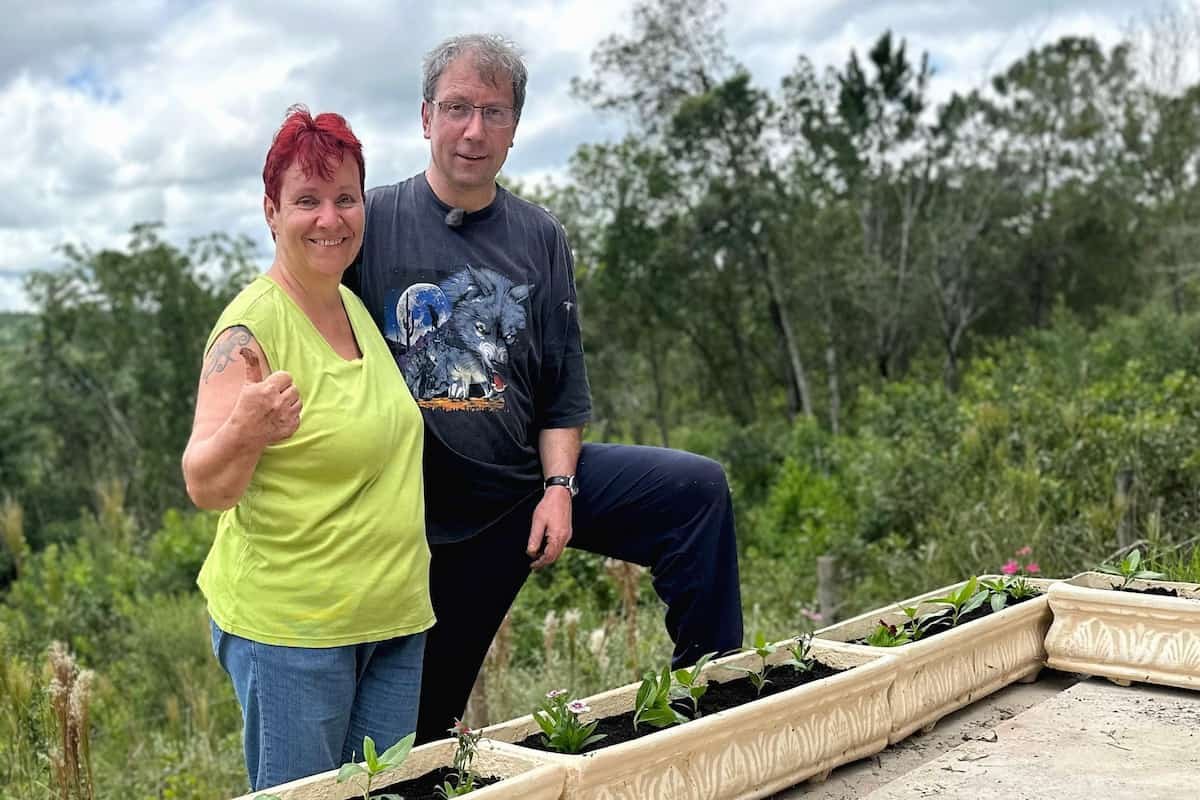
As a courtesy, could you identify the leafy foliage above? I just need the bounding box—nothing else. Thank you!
[633,666,687,730]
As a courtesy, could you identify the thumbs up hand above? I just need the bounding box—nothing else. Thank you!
[234,346,302,445]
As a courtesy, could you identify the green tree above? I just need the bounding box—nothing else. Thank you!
[782,32,935,381]
[989,37,1141,327]
[18,223,254,539]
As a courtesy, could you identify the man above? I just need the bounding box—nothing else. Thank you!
[346,33,743,744]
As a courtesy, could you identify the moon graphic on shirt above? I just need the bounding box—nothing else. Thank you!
[394,283,451,347]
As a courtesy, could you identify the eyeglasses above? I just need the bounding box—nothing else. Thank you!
[429,99,517,129]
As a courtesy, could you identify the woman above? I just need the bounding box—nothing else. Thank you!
[181,106,433,792]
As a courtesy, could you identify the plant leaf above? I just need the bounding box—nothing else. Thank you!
[363,735,379,771]
[379,732,416,768]
[635,675,655,711]
[337,762,367,782]
[961,590,987,617]
[533,710,557,737]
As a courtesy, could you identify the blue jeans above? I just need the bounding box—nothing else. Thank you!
[210,620,426,792]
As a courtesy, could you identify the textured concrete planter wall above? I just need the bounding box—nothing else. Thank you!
[481,642,897,800]
[230,738,565,800]
[1045,571,1200,690]
[813,576,1056,744]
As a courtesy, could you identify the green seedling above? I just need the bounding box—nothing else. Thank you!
[336,733,414,800]
[732,631,779,696]
[926,576,987,626]
[634,665,688,730]
[669,651,715,717]
[1096,548,1165,590]
[782,634,816,673]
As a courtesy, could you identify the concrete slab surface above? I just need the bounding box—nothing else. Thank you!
[859,678,1200,800]
[773,670,1079,800]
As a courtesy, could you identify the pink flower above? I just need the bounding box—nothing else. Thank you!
[567,700,590,715]
[546,688,568,699]
[801,608,824,622]
[1001,559,1020,575]
[1024,562,1040,574]
[1016,546,1033,557]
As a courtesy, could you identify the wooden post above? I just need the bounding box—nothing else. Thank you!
[817,555,840,624]
[463,667,488,730]
[1115,469,1135,550]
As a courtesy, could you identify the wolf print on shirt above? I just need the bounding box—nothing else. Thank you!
[387,266,530,410]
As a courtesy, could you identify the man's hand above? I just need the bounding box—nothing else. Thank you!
[527,487,573,569]
[232,347,301,445]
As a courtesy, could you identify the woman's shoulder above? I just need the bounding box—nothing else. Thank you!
[206,277,284,349]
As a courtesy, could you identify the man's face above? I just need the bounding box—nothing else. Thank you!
[422,55,517,202]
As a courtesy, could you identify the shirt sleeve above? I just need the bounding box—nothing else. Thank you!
[535,219,592,430]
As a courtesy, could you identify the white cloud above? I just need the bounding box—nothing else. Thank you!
[0,0,1167,309]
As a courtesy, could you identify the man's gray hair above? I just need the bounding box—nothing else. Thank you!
[422,34,528,120]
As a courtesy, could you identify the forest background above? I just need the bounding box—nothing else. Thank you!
[4,1,1200,797]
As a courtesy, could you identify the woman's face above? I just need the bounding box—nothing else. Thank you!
[264,157,363,279]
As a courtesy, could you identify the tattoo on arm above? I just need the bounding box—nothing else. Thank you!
[202,326,253,384]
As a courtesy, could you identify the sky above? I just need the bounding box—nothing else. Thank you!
[0,0,1170,311]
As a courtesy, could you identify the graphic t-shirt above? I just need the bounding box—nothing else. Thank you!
[347,173,591,543]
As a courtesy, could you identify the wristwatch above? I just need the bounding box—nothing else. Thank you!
[544,474,579,497]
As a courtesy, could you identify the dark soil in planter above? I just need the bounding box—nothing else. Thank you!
[854,591,1041,645]
[516,660,847,755]
[374,767,502,799]
[1114,584,1182,597]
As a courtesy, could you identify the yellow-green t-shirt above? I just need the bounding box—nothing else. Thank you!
[197,275,434,647]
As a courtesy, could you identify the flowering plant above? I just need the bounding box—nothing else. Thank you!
[1002,545,1041,577]
[992,546,1043,605]
[435,719,482,798]
[533,689,605,753]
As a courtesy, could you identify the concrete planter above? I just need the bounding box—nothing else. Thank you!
[230,738,565,800]
[813,576,1057,743]
[481,642,897,800]
[1044,571,1200,690]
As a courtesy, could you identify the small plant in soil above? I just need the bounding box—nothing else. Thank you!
[337,733,415,800]
[669,651,715,717]
[864,619,913,647]
[534,689,605,753]
[515,644,850,756]
[926,576,988,626]
[634,665,688,730]
[898,602,941,640]
[980,576,1037,611]
[1096,548,1164,589]
[435,719,482,798]
[730,631,779,696]
[782,634,816,673]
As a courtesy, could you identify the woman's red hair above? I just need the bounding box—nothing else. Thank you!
[262,104,365,206]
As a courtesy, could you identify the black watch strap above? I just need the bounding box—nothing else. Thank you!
[544,474,579,497]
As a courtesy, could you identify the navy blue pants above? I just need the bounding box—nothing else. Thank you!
[414,442,743,743]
